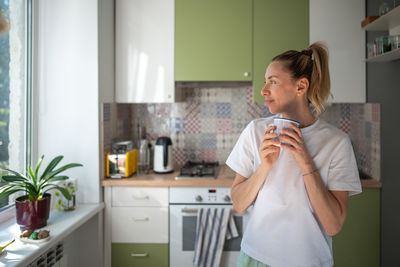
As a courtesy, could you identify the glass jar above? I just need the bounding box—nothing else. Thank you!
[379,2,392,16]
[375,37,384,55]
[389,35,400,50]
[367,42,377,58]
[137,139,150,175]
[376,36,391,54]
[382,36,392,52]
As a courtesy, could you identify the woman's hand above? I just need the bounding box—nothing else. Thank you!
[259,125,281,169]
[278,123,314,172]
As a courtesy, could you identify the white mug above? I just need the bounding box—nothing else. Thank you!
[272,117,300,145]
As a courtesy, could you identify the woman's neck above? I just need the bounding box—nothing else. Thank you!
[281,105,316,128]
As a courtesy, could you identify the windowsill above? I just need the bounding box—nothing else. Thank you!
[0,203,104,267]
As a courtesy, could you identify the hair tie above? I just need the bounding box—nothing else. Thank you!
[301,49,313,58]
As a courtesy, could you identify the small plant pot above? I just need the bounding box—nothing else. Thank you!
[15,193,51,231]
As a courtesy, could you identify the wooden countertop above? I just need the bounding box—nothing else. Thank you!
[101,164,381,188]
[101,164,236,187]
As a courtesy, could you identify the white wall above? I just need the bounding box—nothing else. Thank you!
[310,0,366,103]
[35,0,100,203]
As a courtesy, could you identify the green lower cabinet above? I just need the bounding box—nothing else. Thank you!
[333,188,380,267]
[112,243,169,267]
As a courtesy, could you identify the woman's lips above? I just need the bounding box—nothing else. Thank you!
[265,99,274,105]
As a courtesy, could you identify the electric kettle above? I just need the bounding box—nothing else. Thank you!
[153,136,174,173]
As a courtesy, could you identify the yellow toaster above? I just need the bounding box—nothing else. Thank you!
[106,149,138,178]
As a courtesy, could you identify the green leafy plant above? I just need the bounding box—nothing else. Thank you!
[0,155,83,202]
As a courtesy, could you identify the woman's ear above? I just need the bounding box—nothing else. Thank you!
[296,77,309,96]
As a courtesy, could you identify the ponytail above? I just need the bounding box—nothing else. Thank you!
[272,41,331,117]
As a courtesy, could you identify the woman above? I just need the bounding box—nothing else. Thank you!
[226,42,362,267]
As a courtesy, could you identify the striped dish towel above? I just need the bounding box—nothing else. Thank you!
[193,207,239,267]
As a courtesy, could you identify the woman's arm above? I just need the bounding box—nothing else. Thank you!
[279,124,348,236]
[231,165,270,214]
[302,170,348,236]
[231,125,280,214]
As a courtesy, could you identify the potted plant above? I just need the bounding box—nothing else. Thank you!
[0,155,82,230]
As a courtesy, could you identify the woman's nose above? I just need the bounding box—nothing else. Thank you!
[261,83,270,96]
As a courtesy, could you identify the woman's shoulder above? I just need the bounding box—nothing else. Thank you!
[315,118,351,143]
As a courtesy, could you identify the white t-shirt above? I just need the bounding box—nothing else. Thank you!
[226,116,362,267]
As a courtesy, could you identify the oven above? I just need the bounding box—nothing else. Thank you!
[169,187,251,267]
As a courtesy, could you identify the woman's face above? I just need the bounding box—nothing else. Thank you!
[261,61,298,115]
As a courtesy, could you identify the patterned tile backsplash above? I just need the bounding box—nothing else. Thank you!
[102,87,381,181]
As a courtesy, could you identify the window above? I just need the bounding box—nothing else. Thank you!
[0,0,32,211]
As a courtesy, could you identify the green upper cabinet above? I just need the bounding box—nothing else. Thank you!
[253,0,309,103]
[175,0,252,82]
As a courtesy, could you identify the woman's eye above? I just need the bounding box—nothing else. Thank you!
[270,80,276,84]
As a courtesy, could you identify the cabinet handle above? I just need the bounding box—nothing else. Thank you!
[132,217,150,222]
[132,195,150,200]
[131,252,148,257]
[243,72,250,77]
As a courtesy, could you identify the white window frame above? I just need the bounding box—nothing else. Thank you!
[0,0,33,223]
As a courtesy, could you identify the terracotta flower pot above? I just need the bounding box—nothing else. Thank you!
[15,193,51,231]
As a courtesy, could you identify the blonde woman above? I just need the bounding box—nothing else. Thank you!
[227,42,361,267]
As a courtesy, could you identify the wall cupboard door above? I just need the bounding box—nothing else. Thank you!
[253,0,309,103]
[175,0,252,82]
[310,0,365,103]
[115,0,175,103]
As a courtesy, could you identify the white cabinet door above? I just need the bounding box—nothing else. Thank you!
[112,207,169,243]
[112,187,169,207]
[310,0,365,103]
[115,0,174,103]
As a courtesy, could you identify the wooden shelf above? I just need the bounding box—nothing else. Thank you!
[361,179,382,188]
[366,48,400,62]
[363,5,400,31]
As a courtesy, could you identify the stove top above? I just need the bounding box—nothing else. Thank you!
[175,161,219,180]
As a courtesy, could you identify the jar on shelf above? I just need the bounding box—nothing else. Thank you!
[367,42,377,58]
[378,2,392,16]
[376,36,392,54]
[383,36,392,52]
[389,35,400,50]
[375,37,384,55]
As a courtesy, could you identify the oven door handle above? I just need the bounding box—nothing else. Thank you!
[181,208,198,213]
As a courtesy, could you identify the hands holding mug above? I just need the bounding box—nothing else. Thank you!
[259,117,314,173]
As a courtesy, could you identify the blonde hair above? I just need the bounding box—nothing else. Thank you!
[272,41,331,117]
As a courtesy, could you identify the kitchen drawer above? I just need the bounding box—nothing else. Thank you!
[112,207,168,243]
[112,187,168,207]
[112,243,168,267]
